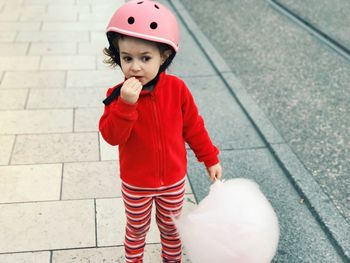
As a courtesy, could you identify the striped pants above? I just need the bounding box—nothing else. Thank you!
[121,179,185,263]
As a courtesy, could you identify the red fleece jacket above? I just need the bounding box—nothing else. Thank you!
[99,72,219,188]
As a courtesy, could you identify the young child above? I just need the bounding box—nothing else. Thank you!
[99,1,222,262]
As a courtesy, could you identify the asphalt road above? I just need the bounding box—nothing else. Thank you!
[179,0,350,223]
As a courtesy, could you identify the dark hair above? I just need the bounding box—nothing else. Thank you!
[103,32,176,72]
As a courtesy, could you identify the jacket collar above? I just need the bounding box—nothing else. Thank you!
[103,72,166,105]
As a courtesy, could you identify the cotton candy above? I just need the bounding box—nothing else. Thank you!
[175,178,279,263]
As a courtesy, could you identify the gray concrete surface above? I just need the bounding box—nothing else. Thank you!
[274,0,350,49]
[178,0,350,228]
[171,0,350,261]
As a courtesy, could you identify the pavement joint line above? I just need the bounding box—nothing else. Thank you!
[64,69,68,88]
[98,132,102,161]
[0,130,97,136]
[94,198,98,247]
[0,159,115,168]
[8,134,17,166]
[268,0,350,63]
[0,192,195,206]
[219,146,267,151]
[0,245,99,256]
[168,0,350,261]
[60,163,64,200]
[24,88,30,109]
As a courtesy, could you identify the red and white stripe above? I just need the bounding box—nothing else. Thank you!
[122,178,185,263]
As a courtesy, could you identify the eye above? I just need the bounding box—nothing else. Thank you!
[142,56,151,62]
[122,56,132,62]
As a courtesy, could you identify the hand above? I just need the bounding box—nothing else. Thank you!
[207,163,222,182]
[120,77,143,104]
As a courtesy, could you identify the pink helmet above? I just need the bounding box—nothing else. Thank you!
[106,0,179,52]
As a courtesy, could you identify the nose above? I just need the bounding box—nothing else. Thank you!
[130,60,141,72]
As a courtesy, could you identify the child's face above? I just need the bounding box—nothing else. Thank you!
[117,36,168,86]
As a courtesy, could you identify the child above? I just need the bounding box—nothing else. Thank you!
[99,1,222,262]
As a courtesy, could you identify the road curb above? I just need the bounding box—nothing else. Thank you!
[168,0,350,261]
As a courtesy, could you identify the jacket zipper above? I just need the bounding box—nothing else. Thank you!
[151,94,164,186]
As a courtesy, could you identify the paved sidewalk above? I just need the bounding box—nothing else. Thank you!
[0,0,348,262]
[0,0,195,262]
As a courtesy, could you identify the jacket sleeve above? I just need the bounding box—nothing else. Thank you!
[99,87,138,146]
[182,84,219,167]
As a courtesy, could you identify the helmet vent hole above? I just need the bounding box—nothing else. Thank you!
[150,22,158,29]
[137,1,143,4]
[154,4,159,9]
[128,17,135,24]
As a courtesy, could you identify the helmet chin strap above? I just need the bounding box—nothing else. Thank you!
[142,70,161,90]
[103,70,163,106]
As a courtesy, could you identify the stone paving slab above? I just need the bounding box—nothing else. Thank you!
[0,21,40,32]
[0,43,27,55]
[29,43,77,56]
[11,133,99,165]
[99,133,118,161]
[0,200,95,253]
[53,247,125,263]
[27,88,104,109]
[0,251,50,263]
[91,32,110,45]
[0,135,14,165]
[62,161,120,200]
[40,56,96,70]
[74,107,102,132]
[23,0,75,5]
[0,89,27,109]
[1,71,66,89]
[20,11,77,22]
[0,164,62,203]
[0,11,20,22]
[77,0,122,4]
[0,56,40,71]
[0,31,16,42]
[97,55,115,71]
[67,69,123,88]
[79,42,108,55]
[275,0,350,50]
[42,22,104,32]
[17,31,88,43]
[0,109,73,135]
[46,5,91,14]
[15,5,46,16]
[79,13,112,22]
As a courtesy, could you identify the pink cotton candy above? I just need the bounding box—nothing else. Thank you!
[175,178,279,263]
